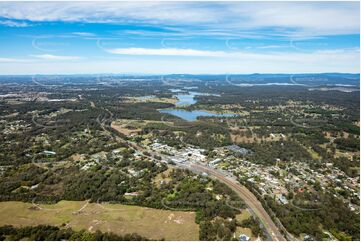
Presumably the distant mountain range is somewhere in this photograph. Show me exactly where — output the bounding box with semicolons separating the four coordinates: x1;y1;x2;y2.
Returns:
0;73;359;87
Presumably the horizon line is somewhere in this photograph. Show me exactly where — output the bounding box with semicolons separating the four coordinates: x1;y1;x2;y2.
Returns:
0;72;359;76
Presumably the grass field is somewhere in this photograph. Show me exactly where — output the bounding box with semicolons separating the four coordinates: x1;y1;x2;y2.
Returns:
235;209;251;222
124;96;177;104
235;209;255;240
111;119;174;136
0;201;199;241
235;227;253;240
153;168;174;188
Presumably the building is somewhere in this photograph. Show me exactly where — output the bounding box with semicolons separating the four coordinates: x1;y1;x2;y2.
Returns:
209;158;222;167
225;145;250;156
124;192;139;197
43;150;56;155
201;172;208;177
277;194;289;205
239;234;250;241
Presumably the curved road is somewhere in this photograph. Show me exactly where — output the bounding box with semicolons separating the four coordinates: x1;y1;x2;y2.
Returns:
106;115;286;241
188;162;286;241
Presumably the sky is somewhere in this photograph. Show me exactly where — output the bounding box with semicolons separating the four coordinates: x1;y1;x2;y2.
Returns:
0;1;359;75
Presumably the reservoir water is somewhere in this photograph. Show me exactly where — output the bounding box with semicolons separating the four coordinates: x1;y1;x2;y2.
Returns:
173;91;220;107
159;90;233;121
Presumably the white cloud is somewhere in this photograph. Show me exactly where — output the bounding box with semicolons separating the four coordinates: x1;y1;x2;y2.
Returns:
1;47;357;74
71;32;95;37
106;47;226;57
0;20;30;27
104;46;359;66
0;57;30;62
31;54;82;61
0;2;216;24
0;2;358;37
226;2;360;36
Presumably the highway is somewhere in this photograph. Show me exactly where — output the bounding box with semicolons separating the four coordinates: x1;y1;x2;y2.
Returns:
105;112;286;241
187;162;286;241
118;139;287;240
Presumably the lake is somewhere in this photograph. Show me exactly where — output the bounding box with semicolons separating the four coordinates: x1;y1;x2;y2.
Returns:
159;109;236;121
160;90;228;121
173;91;220;107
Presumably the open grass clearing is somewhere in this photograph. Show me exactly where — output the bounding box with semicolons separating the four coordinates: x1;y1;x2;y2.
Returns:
111;119;174;136
236;209;251;223
153;168;174;188
235;227;254;240
0;201;199;241
124;97;177;104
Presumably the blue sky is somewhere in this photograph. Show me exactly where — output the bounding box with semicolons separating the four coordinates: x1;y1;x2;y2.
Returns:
0;1;359;74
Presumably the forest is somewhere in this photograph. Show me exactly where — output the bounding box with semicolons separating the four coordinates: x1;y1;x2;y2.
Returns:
0;225;148;241
0;75;359;241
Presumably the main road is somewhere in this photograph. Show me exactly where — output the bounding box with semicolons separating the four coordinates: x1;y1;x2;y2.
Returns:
105;113;286;241
187;162;286;241
114;136;287;241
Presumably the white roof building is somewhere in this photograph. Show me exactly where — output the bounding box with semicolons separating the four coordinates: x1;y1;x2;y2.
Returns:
239;234;250;241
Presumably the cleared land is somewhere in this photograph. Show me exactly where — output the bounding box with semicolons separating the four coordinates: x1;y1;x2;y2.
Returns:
0;201;199;241
111;119;174;136
124;96;177;104
230;126;287;144
236;209;251;222
153;168;174;188
235;209;255;240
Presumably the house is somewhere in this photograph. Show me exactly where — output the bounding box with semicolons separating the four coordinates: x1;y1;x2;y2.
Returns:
225;145;250;156
201;172;208;177
172;157;185;163
239;234;250;241
209;158;222;166
124;192;139;197
30;184;39;190
277;194;289;205
43;150;56;155
304;234;314;241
